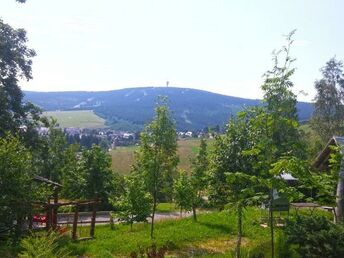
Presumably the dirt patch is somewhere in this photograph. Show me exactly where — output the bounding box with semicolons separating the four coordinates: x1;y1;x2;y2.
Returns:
166;237;249;257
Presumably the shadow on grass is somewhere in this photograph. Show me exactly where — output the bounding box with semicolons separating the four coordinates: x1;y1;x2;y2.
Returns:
197;221;233;235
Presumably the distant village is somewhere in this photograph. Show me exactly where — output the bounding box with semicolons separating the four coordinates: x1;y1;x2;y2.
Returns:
36;127;217;150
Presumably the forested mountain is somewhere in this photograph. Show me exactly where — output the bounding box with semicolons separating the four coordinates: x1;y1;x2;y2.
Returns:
24;87;314;130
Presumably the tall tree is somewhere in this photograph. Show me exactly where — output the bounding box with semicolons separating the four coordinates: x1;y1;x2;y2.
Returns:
311;58;344;142
134;98;179;238
0;18;40;137
261;30;303;159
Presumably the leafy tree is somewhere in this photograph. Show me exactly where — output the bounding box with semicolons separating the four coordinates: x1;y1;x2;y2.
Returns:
82;144;115;209
0;18;41;138
226;172;259;258
134;98;179;238
110;175;152;230
209;115;256;209
0;135;34;240
60;144;86;200
173;171;194;216
260;29;304;160
209;113;259;258
311;58;344;143
39;125;68;182
190;137;209;221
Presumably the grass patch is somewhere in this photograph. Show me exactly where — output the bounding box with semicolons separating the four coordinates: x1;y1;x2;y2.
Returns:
156;203;178;213
43;110;106;128
62;207;271;257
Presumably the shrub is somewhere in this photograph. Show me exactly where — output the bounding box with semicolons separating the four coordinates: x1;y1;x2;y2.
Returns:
285;215;344;258
19;232;71;258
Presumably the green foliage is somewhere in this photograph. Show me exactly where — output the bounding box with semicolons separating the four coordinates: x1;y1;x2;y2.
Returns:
0;134;34;239
82;144;115;208
60;144;86;199
19;232;71;258
190;138;209;220
310;145;343;205
0;18;42;139
311;58;344;142
134;98;179;238
190;138;209;197
38;124;68;182
174;171;194;213
110;175;152;228
285;215;344;258
209;114;256;209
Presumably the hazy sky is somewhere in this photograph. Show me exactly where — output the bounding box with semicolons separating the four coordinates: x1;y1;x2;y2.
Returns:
1;0;344;101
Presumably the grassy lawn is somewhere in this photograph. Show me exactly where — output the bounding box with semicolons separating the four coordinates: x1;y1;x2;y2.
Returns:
62;207;272;257
43;110;106;128
156;203;178;213
110;139;214;175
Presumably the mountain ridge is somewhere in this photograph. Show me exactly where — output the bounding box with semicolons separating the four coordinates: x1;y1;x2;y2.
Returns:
23;87;314;131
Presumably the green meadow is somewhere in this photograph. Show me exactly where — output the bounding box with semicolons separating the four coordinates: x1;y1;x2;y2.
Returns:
43;110;106;129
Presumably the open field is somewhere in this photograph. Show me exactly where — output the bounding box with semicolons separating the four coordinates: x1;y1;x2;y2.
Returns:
110;139;214;174
43;110;106;128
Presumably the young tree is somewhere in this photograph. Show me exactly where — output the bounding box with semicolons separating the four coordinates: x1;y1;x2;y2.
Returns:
311;58;344;143
60;144;87;200
253;30;303;258
210;111;261;257
134;98;179;238
110;175;152;230
261;30;304;160
226;172;258;258
82;144;115;209
174;171;194;217
190;138;209;221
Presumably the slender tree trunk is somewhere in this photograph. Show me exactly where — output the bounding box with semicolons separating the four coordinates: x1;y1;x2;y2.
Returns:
192;204;197;222
270;189;275;258
150;196;157;239
180;208;182;218
235;203;242;258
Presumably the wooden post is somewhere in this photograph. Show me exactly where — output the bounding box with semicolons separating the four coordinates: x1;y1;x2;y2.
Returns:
46;199;51;230
90;203;97;238
72;204;79;240
52;188;58;230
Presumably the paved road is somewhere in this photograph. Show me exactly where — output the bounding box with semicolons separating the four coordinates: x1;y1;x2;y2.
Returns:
56;211;194;226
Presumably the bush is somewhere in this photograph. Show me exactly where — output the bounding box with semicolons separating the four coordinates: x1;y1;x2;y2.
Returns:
19;232;71;258
285;215;344;258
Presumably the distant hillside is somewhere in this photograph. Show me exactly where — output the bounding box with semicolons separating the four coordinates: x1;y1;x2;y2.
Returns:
24;87;314;131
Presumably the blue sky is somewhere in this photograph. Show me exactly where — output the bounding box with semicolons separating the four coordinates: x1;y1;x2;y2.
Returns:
1;0;344;101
